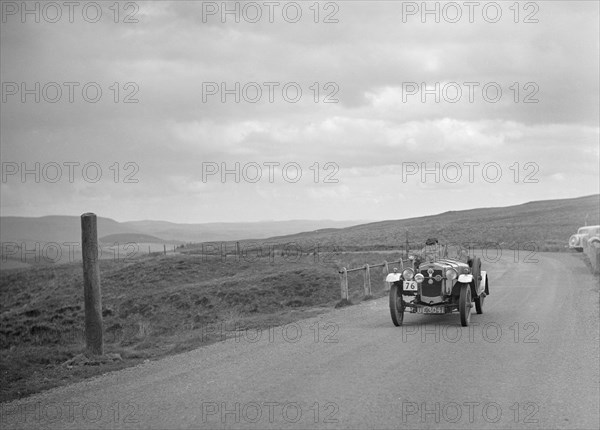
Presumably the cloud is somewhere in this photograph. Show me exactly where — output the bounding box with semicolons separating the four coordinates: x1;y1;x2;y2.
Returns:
1;1;598;222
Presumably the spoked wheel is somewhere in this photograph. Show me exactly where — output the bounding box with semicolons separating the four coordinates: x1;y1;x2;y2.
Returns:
389;283;405;326
474;273;486;314
474;293;485;314
471;257;481;287
459;284;472;327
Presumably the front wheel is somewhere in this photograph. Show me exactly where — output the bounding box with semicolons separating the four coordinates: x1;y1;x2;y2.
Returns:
459;284;472;326
389;283;405;326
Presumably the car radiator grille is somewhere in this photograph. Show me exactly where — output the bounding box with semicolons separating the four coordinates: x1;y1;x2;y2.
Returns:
421;269;444;297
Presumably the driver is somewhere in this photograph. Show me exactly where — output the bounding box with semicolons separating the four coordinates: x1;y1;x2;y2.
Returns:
414;238;443;266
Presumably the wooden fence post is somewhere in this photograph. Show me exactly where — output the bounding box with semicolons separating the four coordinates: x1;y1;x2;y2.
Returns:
163;244;166;255
383;261;390;291
340;267;348;300
364;264;372;297
81;213;103;356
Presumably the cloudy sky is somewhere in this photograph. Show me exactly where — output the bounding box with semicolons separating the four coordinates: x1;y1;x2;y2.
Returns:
1;1;598;223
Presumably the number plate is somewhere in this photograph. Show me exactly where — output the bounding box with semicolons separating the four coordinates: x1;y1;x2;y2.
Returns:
417;306;445;314
403;281;417;291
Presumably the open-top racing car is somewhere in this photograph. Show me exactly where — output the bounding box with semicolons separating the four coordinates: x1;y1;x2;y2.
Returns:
386;239;489;327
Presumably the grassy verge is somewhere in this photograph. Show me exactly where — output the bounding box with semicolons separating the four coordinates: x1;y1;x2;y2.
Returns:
0;250;398;402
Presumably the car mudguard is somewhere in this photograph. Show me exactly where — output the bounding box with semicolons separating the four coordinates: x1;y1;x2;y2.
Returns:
458;274;473;283
480;270;487;295
385;273;401;283
482;271;490;295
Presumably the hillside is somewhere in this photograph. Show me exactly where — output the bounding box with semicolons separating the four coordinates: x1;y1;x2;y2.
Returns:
123;219;368;242
2;195;598;257
229;194;600;252
0;216;142;244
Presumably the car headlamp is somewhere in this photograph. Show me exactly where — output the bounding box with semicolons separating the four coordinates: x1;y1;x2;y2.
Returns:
402;268;414;281
414;273;424;283
445;268;458;281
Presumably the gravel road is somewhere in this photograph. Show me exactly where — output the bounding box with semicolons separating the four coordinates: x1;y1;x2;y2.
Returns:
2;252;598;429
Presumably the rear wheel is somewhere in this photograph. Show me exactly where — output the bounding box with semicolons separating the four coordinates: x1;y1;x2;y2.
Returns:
389;283;405;326
474;293;484;314
471;257;481;288
459;284;471;326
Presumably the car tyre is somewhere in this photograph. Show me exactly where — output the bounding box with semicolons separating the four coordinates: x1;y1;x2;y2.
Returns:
471;257;481;286
459;283;471;326
474;292;484;314
389;282;405;326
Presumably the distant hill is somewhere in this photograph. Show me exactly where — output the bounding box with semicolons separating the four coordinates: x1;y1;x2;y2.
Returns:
229;194;600;252
0;216;367;246
2;195;598;254
122;219;368;242
0;215;141;244
99;233;178;245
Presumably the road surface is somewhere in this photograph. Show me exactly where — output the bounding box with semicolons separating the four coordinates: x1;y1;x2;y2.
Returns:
1;251;599;429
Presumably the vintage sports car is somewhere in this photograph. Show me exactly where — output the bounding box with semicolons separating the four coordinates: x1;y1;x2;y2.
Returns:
569;225;600;251
386;245;489;327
